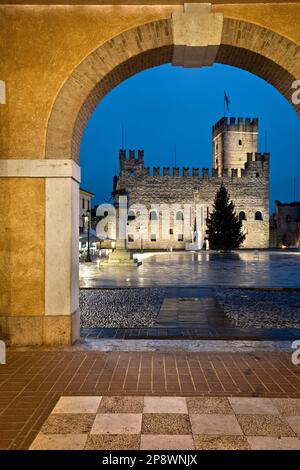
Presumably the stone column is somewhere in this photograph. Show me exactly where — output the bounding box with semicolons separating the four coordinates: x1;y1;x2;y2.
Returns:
104;194;136;265
0;160;80;346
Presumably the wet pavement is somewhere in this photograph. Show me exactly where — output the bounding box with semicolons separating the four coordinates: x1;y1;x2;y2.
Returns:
80;251;300;288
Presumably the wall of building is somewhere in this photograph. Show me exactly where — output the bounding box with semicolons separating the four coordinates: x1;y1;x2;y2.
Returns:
213;117;258;175
119;150;270;249
274;202;300;247
79;190;93;229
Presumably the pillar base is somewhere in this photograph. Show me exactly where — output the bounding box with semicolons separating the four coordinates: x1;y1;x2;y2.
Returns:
0;310;80;347
102;249;138;266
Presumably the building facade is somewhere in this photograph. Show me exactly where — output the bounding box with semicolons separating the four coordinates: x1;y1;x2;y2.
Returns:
79;188;94;232
113;117;270;250
270;201;300;248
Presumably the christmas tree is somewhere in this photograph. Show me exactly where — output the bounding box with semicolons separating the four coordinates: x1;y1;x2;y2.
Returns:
206;184;246;251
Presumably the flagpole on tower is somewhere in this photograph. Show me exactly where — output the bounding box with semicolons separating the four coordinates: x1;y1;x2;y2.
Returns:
224;91;230;117
121;123;125;149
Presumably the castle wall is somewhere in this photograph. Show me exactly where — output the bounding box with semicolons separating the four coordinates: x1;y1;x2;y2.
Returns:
121;152;269;249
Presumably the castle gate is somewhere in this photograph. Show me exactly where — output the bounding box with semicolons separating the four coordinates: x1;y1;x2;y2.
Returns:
0;1;299;346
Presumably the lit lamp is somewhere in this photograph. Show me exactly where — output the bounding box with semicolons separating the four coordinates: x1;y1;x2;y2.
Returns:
81;210;92;262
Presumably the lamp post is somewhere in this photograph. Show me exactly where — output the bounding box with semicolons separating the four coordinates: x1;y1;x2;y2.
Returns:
82;210;92;262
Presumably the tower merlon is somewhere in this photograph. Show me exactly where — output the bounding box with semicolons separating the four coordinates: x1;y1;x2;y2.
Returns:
129;149;135;161
222;168;228;177
212;116;259;137
137;149;144;164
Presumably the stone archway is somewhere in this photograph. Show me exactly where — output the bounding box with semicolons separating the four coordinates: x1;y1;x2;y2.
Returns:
1;4;299;347
45;14;300;164
42;7;299;345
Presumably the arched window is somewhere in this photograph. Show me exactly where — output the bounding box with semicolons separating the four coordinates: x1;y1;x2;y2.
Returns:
149;210;158;221
239;211;246;221
128;210;135;221
255;211;263;221
176;211;184;221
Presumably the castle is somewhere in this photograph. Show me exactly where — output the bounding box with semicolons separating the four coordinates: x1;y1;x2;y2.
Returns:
113;117;270;250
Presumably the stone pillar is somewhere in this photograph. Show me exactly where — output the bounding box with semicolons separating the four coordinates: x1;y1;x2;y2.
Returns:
0;160;80;346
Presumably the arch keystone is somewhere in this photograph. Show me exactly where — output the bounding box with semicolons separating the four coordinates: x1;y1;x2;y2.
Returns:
172;3;223;68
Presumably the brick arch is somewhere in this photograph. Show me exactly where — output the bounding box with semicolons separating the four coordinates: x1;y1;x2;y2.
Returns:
45;17;300;163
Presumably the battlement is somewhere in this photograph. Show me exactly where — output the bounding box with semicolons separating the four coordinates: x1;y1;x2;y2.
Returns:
119;148;144;165
125;161;268;179
212;116;258;137
246;152;270;163
119;149;269;183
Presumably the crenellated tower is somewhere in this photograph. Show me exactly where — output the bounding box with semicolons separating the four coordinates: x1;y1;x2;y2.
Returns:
118;149;145;190
212;117;258;176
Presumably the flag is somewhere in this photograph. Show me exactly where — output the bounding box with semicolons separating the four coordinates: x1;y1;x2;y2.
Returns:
224;91;230;114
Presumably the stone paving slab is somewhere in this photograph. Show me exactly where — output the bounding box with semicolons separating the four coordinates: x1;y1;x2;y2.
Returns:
155;297;229;328
81;327;300;341
29;395;300;450
1;351;300;450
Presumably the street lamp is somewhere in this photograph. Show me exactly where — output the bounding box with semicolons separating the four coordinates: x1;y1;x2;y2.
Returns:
82;210;92;262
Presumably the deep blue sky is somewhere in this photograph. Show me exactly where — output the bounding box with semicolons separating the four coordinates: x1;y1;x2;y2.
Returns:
80;63;300;212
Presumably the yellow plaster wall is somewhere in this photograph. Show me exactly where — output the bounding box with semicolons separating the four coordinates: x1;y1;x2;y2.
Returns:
0;178;45;316
0;3;299;160
214;3;300;44
0;5;182;159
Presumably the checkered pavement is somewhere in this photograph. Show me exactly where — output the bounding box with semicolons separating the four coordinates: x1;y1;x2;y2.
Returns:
29;396;300;450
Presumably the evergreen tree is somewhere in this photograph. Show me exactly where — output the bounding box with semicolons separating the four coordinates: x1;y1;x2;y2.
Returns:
206;183;246;251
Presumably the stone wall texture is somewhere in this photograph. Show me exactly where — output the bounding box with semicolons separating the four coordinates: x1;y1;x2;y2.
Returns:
118;149;270;249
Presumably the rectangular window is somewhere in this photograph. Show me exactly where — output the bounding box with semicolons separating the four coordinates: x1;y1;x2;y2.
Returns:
82;198;85;209
178;234;183;242
169;229;174;235
128;234;134;242
150;234;157;242
87;200;90;211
